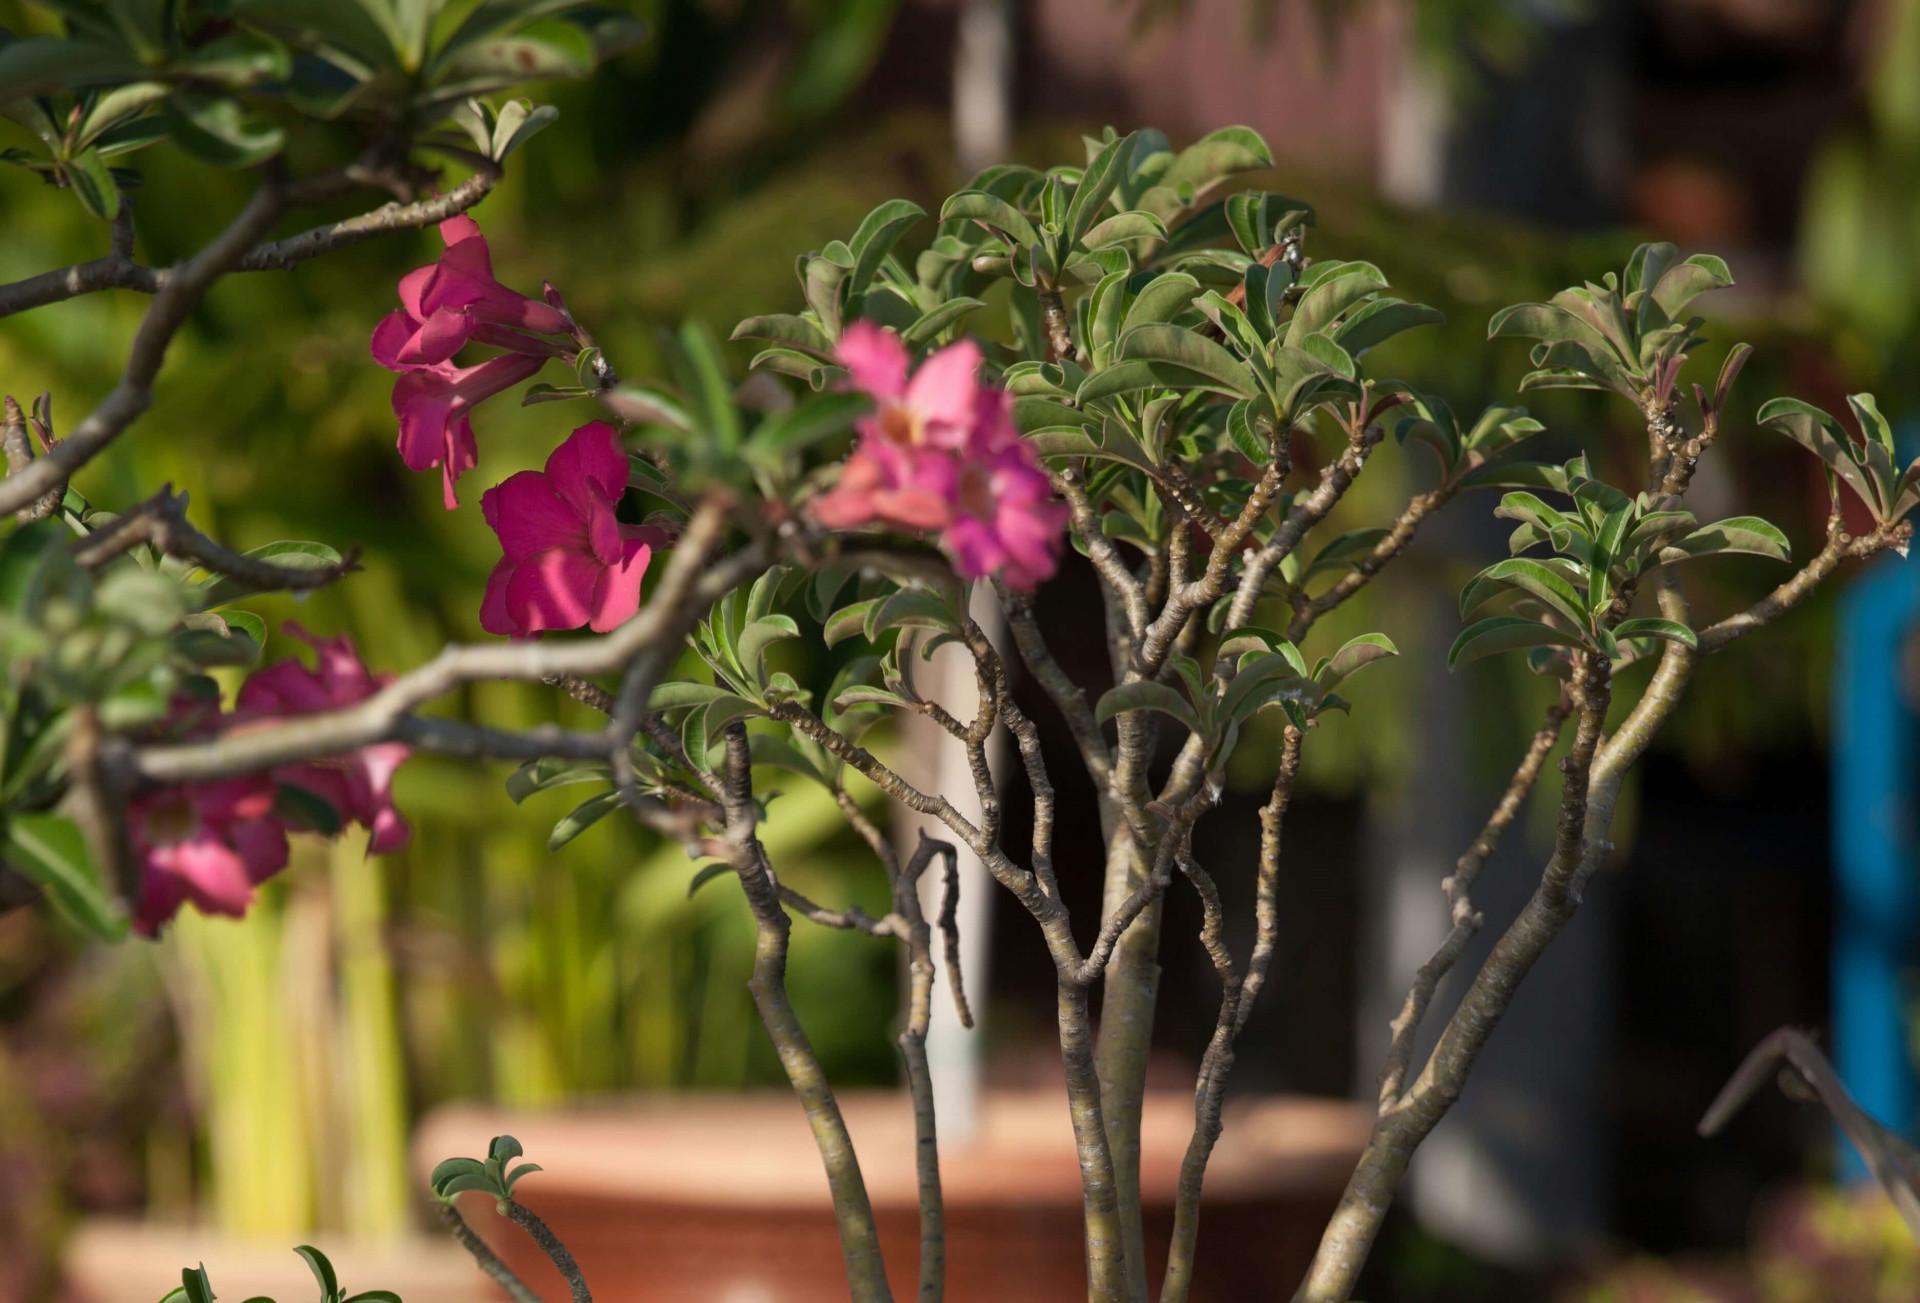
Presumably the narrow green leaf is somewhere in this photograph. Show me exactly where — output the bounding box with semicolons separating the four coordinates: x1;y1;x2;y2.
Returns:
1;812;125;939
1447;616;1589;671
1092;680;1202;736
548;790;623;849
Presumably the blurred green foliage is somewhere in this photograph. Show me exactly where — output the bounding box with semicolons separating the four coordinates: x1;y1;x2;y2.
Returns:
0;3;1873;1283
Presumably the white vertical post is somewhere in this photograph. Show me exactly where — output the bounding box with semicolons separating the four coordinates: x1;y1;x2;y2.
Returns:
900;584;1005;1146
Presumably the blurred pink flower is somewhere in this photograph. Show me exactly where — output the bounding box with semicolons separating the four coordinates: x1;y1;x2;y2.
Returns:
128;775;288;937
810;325;1067;591
372;215;575;509
480;421;669;637
837;321;982;453
237;623;412;854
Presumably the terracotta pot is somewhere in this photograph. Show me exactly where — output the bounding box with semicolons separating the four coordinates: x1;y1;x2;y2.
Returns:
61;1220;488;1303
413;1090;1368;1302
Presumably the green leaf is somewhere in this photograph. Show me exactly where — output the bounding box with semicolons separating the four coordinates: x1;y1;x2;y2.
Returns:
1303;528;1388;580
1025;425;1156;472
0;37;143;103
732;313;833;359
1;812;125;940
603;385;695;431
1316;632;1398;689
425;20;594;106
1285;267;1387;347
901;297;986;346
197;541;343;607
1065;131;1132;241
491;99;559;160
701;693;762;751
293;1246;338;1303
864;588;958;641
1093;680;1202;736
1079;211;1167;250
940;190;1039;250
64;147;118;221
163;92;283;168
172;30;292;88
744;392;865;462
429;1155;487;1192
847;198;924;296
649;681;731;711
1659;516;1791;565
737;616;800;677
1333;298;1443;355
1447;616;1589;671
1159;126;1273;192
1649;254;1732;320
548;789;622;849
823;599;881;648
1611;618;1697;650
75;80;166;148
1121;273;1201;334
1113;325;1258;399
505;757;610;803
181;1265;215;1303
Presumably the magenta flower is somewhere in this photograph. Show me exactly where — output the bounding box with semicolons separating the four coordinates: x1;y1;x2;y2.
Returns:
382;353;546;511
480;421;669;637
373;214;574;367
371;214;576;510
128;776;289;937
809;324;1068;592
236;623;412;855
946;404;1070;592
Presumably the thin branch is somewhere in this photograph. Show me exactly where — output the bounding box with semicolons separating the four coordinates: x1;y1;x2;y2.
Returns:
0;183;290;516
1054;466;1149;637
0;167;500;320
1236;724;1304;1031
123;501;759;785
932;838;974;1029
1160;849;1242;1303
504;1201;593;1303
1376;689;1572;1109
1698;1028;1920;1239
719;723;894;1303
1699;510;1910;653
1286;485;1449;643
70;485;363;593
998;586;1114;788
438;1203;543;1303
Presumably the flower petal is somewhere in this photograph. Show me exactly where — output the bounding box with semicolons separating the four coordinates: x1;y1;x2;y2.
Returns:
396;307;474;366
505;547;601;634
589;536;652;632
482;470;584;561
904;337;982;443
480;557;519;635
543;421;628;517
371;309;422;371
836;321;910;401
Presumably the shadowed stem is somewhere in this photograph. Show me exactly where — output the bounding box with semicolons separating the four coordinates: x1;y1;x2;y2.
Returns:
438;1203;542;1303
505;1201;593;1303
720;724;894;1303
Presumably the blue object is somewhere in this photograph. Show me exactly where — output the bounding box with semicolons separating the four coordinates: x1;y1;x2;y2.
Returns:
1832;551;1920;1180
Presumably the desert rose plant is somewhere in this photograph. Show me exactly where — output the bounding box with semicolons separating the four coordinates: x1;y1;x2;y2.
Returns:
2;3;1917;1301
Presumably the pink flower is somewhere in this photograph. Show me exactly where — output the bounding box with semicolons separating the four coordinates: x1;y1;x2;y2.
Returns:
479;421;669;637
373;214;573;368
946;407;1070;592
237;623;413;855
809;325;1068;592
128;775;288;937
837;321;983;453
372;215;576;509
385;353;545;511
